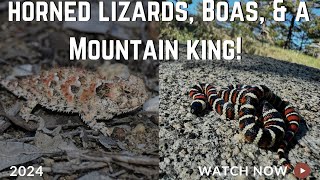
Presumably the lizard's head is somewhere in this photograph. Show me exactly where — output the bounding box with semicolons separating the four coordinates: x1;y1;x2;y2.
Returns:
96;75;148;109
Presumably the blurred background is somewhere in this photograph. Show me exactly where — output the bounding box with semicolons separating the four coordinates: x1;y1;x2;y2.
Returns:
162;0;320;69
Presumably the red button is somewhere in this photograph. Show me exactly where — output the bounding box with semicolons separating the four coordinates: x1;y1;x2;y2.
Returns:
294;162;311;179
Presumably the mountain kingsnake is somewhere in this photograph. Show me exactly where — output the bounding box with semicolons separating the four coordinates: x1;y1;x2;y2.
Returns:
189;84;301;171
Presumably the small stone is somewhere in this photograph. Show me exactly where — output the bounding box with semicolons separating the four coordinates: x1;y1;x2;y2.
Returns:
247;152;255;160
111;127;126;141
12;64;39;77
226;129;233;135
233;134;244;143
164;157;170;164
245;156;253;165
221;160;227;166
143;96;159;112
172;123;181;130
43;158;54;166
186;113;193;118
233;147;240;156
184;122;193;132
132;123;146;134
304;147;311;153
230;159;236;167
303;151;310;157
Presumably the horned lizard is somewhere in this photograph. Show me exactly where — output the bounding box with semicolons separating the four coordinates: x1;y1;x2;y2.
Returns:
0;67;148;135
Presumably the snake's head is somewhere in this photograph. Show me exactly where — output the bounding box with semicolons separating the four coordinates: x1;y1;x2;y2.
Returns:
190;100;206;115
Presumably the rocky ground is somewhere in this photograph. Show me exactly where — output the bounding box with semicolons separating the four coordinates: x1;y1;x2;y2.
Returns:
159;52;320;179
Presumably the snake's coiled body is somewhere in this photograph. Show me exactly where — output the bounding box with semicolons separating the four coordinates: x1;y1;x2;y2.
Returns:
189;84;301;171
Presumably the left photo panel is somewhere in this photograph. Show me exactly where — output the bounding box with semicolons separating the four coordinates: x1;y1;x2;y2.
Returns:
0;1;159;179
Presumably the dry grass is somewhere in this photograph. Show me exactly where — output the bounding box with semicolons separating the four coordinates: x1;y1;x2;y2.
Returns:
161;25;320;69
255;43;320;69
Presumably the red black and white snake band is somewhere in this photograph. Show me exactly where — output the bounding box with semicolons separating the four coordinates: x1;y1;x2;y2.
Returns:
189;84;301;172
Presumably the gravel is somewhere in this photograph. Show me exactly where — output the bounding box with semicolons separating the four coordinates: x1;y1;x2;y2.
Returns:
159;52;320;180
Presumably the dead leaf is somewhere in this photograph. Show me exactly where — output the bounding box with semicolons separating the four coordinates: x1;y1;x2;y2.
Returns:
0;141;42;171
12;64;40;77
99;135;118;149
0;117;11;134
34;132;79;153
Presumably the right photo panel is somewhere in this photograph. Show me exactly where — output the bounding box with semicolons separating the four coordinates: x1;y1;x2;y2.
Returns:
159;1;320;179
